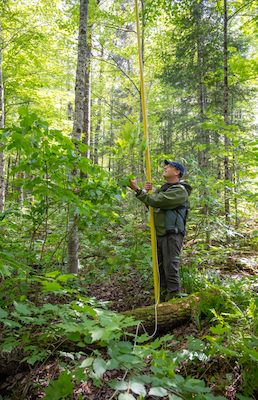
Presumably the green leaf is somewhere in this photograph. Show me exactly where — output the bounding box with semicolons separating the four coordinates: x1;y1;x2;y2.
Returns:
106;358;119;370
236;395;253;400
109;380;128;390
20;116;33;127
41;304;59;312
56;274;77;283
41;281;63;292
12;131;22;140
118;394;136;400
130;382;146;396
45;271;60;278
122;121;134;141
2;319;22;328
210;324;228;335
169;394;182;400
149;387;168;396
66;332;81;342
44;370;74;400
80;357;94;368
188;339;205;350
78;142;90;153
183;379;210;393
117;354;139;363
18;107;29;117
59;352;75;360
13;301;32;316
0;307;8;318
90;328;104;341
93;358;107;377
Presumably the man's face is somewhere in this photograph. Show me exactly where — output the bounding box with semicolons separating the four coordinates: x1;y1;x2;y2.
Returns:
163;164;180;181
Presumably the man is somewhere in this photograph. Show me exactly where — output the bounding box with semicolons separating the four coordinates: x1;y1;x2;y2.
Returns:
129;160;192;301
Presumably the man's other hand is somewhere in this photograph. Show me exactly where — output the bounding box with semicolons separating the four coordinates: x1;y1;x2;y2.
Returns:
128;178;140;191
144;181;153;191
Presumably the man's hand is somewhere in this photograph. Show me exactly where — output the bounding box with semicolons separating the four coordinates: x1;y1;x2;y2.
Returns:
128;178;140;191
144;181;153;191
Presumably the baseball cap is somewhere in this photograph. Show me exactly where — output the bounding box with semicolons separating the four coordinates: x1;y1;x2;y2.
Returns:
164;160;185;178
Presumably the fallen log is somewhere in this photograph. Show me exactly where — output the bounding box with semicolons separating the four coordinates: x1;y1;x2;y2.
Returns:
122;289;226;335
0;289;226;374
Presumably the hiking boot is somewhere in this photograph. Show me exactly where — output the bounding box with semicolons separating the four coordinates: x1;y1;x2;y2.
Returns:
165;291;180;301
159;287;167;303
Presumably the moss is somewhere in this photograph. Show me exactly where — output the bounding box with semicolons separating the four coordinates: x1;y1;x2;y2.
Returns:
197;289;230;319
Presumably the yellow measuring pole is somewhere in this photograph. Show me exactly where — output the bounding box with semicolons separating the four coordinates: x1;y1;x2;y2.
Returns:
134;0;159;304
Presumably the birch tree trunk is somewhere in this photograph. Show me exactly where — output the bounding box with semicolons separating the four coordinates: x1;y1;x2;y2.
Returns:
94;46;104;166
72;0;89;141
0;20;5;213
68;0;89;274
108;95;113;174
224;0;230;233
80;31;92;171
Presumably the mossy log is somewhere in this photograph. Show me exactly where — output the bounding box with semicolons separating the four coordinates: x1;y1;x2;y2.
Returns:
122;289;224;335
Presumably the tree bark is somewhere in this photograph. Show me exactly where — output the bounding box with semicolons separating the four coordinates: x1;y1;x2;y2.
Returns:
94;46;104;166
72;0;89;142
0;19;5;213
122;289;224;335
67;51;72;121
224;0;230;231
68;0;89;273
81;30;92;171
108;94;113;174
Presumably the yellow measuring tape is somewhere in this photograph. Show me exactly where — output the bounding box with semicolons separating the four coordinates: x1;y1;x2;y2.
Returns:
134;0;159;304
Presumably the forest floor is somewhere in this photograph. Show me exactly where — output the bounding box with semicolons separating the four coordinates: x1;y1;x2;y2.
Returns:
1;249;257;400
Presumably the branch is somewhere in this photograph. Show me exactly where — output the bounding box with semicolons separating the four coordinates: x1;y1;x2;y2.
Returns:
5;101;30;110
228;0;255;20
101;22;136;34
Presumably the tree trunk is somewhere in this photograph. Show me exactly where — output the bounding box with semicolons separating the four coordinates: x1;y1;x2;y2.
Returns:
0;20;5;213
122;289;224;335
197;37;206;169
67;56;72;121
5;155;10;196
224;0;230;231
68;0;89;274
94;46;104;166
108;95;113;174
81;29;92;172
72;0;89;142
197;35;210;244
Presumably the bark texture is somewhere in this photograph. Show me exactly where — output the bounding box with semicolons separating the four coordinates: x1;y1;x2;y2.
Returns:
224;0;230;228
0;20;5;213
72;0;89;141
122;289;224;335
82;36;92;161
68;0;89;273
95;46;104;164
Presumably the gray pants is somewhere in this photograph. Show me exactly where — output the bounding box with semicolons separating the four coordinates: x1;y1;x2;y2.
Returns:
157;233;184;293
